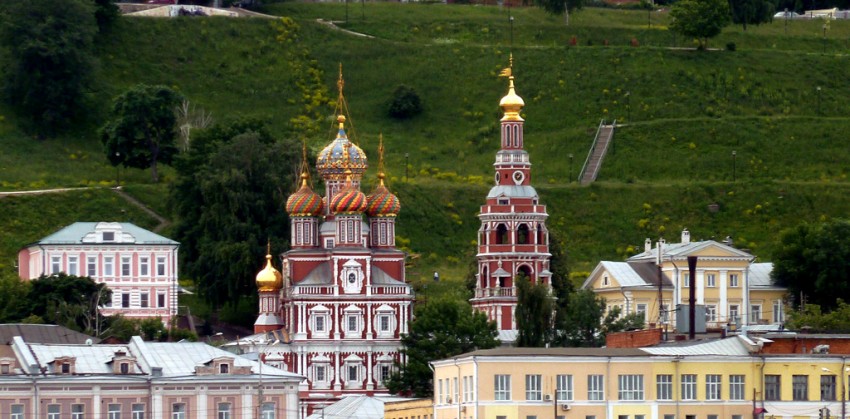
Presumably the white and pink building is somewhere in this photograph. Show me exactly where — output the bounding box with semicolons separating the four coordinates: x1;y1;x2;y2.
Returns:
17;222;180;324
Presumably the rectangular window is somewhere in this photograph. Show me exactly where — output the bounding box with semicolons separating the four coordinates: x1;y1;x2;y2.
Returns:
139;256;149;276
261;403;275;419
556;374;573;401
453;376;458;403
158;293;166;308
706;374;721;400
380;365;391;383
315;316;325;332
11;405;23;419
217;403;231;419
656;374;673;400
156;256;167;276
132;404;145;419
72;404;85;419
730;273;739;287
51;256;61;274
618;374;644;401
348;365;358;382
683;272;690;287
172;403;186;419
588;375;604;401
87;256;97;277
526;374;542;401
773;301;784;323
636;304;647;321
315;365;326;382
121;293;130;308
438;379;443;404
380;315;390;332
121;256;131;276
706;305;717;322
664;416;675;419
494;374;511;401
47;405;60;419
752;305;762;322
729;305;740;323
765;375;781;401
140;293;149;308
104;256;114;276
707;273;716;287
708;416;718;419
733;416;743;419
108;404;121;419
103;232;115;242
347;315;357;332
821;375;837;401
681;374;697;400
793;375;808;401
730;375;746;400
68;256;78;276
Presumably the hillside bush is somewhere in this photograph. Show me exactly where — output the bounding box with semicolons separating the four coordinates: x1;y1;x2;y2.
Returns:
387;85;423;119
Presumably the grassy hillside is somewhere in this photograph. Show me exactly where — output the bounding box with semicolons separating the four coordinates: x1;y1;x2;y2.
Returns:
2;4;850;286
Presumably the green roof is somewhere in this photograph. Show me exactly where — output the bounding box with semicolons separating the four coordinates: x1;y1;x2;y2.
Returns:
36;222;178;245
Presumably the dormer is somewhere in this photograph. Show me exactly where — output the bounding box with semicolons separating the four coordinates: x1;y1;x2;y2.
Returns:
111;350;137;374
52;356;76;375
0;357;16;375
81;222;137;244
194;356;251;376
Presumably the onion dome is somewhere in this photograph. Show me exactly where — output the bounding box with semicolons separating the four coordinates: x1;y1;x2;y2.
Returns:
366;173;401;217
255;248;282;292
285;171;323;217
316;116;368;180
499;55;524;122
330;172;368;214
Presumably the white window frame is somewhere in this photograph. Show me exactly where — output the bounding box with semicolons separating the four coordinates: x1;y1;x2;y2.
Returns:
121;256;132;277
51;256;61;274
72;405;84;419
157;293;166;308
132;404;145;419
11;405;24;419
261;403;275;419
139;256;150;277
773;300;784;323
636;304;647;321
751;305;762;323
495;374;511;401
618;374;644;401
730;375;745;400
156;256;167;276
588;375;604;401
68;256;78;276
47;405;60;419
171;404;186;419
681;374;697;400
707;273;716;287
104;256;114;277
556;374;573;401
729;273;739;287
683;272;690;287
140;292;149;308
706;374;722;400
217;403;231;419
108;404;121;419
526;374;542;401
729;305;740;323
87;256;97;277
706;305;717;322
657;374;673;400
347;364;360;383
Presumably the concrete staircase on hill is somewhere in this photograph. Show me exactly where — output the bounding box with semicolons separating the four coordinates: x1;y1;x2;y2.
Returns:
579;120;616;185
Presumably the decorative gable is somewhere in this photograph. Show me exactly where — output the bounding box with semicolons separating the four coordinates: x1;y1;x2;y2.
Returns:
194;356;251;376
52;356;76;375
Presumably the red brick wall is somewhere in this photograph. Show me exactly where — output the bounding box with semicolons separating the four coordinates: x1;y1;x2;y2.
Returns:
761;337;850;354
606;328;662;348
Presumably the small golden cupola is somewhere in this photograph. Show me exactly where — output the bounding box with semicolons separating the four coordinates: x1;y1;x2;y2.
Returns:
499;54;525;122
366;136;401;217
255;243;282;292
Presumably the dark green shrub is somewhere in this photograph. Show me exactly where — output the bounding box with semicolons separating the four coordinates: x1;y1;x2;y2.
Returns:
387;85;423;119
726;42;737;51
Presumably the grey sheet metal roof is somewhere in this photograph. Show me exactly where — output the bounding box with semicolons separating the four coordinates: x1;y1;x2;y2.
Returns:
629;240;752;261
371;266;407;287
0;324;99;345
642;336;753;356
486;185;539;199
450;346;649;359
305;395;409;419
298;263;332;285
35;222;177;245
749;262;776;287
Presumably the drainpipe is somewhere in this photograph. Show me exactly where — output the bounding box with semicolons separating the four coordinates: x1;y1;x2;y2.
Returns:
605;356;611;419
673;356;681;419
472;356;479;419
842;356;846;419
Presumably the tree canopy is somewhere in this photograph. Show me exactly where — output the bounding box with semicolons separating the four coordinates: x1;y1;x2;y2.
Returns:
534;0;585;25
669;0;731;49
515;274;554;347
558;289;644;347
785;300;850;333
729;0;776;31
101;84;184;182
26;273;111;334
387;296;498;397
772;219;850;311
0;0;97;136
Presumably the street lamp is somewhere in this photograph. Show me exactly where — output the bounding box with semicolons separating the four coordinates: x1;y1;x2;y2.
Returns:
115;152;121;188
569;153;574;183
731;150;737;182
784;8;789;35
817;86;822;115
509;14;514;49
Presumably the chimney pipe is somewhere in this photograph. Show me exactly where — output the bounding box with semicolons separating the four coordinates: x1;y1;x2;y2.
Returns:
688;256;698;340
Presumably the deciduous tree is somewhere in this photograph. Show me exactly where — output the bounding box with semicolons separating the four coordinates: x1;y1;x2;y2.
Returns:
670;0;731;49
26;273;111;334
534;0;585;25
729;0;775;31
101;84;183;182
515;274;554;347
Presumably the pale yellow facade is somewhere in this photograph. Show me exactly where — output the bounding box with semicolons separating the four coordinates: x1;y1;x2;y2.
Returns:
432;344;850;419
583;230;788;332
385;398;434;419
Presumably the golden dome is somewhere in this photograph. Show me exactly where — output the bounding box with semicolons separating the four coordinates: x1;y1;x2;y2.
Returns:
499;76;525;122
255;250;283;292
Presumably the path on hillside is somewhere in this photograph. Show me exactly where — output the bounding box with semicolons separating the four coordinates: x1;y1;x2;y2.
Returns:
580;123;615;185
0;186;170;233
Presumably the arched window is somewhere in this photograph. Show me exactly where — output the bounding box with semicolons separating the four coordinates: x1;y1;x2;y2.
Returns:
517;265;532;279
496;224;509;244
481;267;489;288
537;225;546;245
517;224;530;244
513;125;520;147
504;126;512;148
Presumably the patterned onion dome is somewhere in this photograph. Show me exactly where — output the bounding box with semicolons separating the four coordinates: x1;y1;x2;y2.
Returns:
330;176;368;215
317;115;368;180
366;174;401;217
255;253;283;292
285;173;323;217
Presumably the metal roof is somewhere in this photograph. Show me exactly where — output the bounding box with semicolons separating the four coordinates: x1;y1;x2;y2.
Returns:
305;395;409;419
0;324;99;345
448;347;649;359
486;185;539;199
641;336;753;356
749;262;775;287
34;222;178;245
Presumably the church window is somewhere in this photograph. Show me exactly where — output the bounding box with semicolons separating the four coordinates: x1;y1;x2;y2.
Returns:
481;267;489;288
537;225;546;245
296;224;303;244
347;220;354;242
348;365;359;382
517;224;530;244
513;125;520;147
379;315;390;332
504;126;512;148
380;223;387;245
315;316;325;332
347;315;358;332
315;365;326;382
498;198;509;205
496;224;509;244
325;239;334;249
518;265;532;281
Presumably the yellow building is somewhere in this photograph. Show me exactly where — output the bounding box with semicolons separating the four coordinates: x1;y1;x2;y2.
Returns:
432;337;850;419
582;229;787;331
385;398;434;419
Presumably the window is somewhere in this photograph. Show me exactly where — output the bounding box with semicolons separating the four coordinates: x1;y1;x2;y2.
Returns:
706;374;721;400
132;404;145;419
121;256;131;276
261;403;275;419
765;375;781;401
140;293;149;308
11;405;23;419
438;379;444;404
315;365;326;382
139;257;149;276
681;374;697;400
68;256;78;276
730;375;746;400
664;416;675;419
706;305;717;322
103;232;115;241
61;363;71;374
526;374;542;400
636;304;647;321
618;375;644;400
602;276;609;286
348;365;358;382
158;293;166;308
729;273;739;287
172;404;186;419
793;375;808;401
156;256;167;276
821;375;837;401
347;315;358;332
656;374;673;400
751;305;762;322
120;363;129;374
729;305;740;323
108;404;121;419
380;365;391;383
379;315;391;332
733;416;743;419
773;301;784;322
556;374;573;401
707;273;716;287
104;256;114;276
708;416;718;419
495;374;511;401
453;376;459;403
51;256;61;274
87;256;97;277
47;405;60;419
683;272;690;287
121;293;130;308
617;416;628;419
588;375;604;401
315;316;325;332
217;403;231;419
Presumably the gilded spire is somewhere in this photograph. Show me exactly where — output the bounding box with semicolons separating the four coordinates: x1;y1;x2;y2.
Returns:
366;134;401;217
499;54;525;122
298;140;310;187
377;134;386;185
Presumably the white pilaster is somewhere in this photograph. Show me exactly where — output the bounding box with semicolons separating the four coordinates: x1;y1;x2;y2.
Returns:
719;270;728;323
696;269;705;304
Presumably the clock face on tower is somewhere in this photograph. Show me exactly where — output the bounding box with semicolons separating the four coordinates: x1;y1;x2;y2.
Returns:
513;171;525;185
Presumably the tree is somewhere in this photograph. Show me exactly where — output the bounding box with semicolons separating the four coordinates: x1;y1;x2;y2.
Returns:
772;219;850;312
549;232;575;347
785;300;850;332
0;0;97;136
387;296;498;397
26;273;111;334
515;274;554;347
535;0;585;25
669;0;731;49
0;270;31;323
387;85;423;119
560;289;606;347
101;84;183;182
170;120;299;308
729;0;775;31
93;0;120;34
